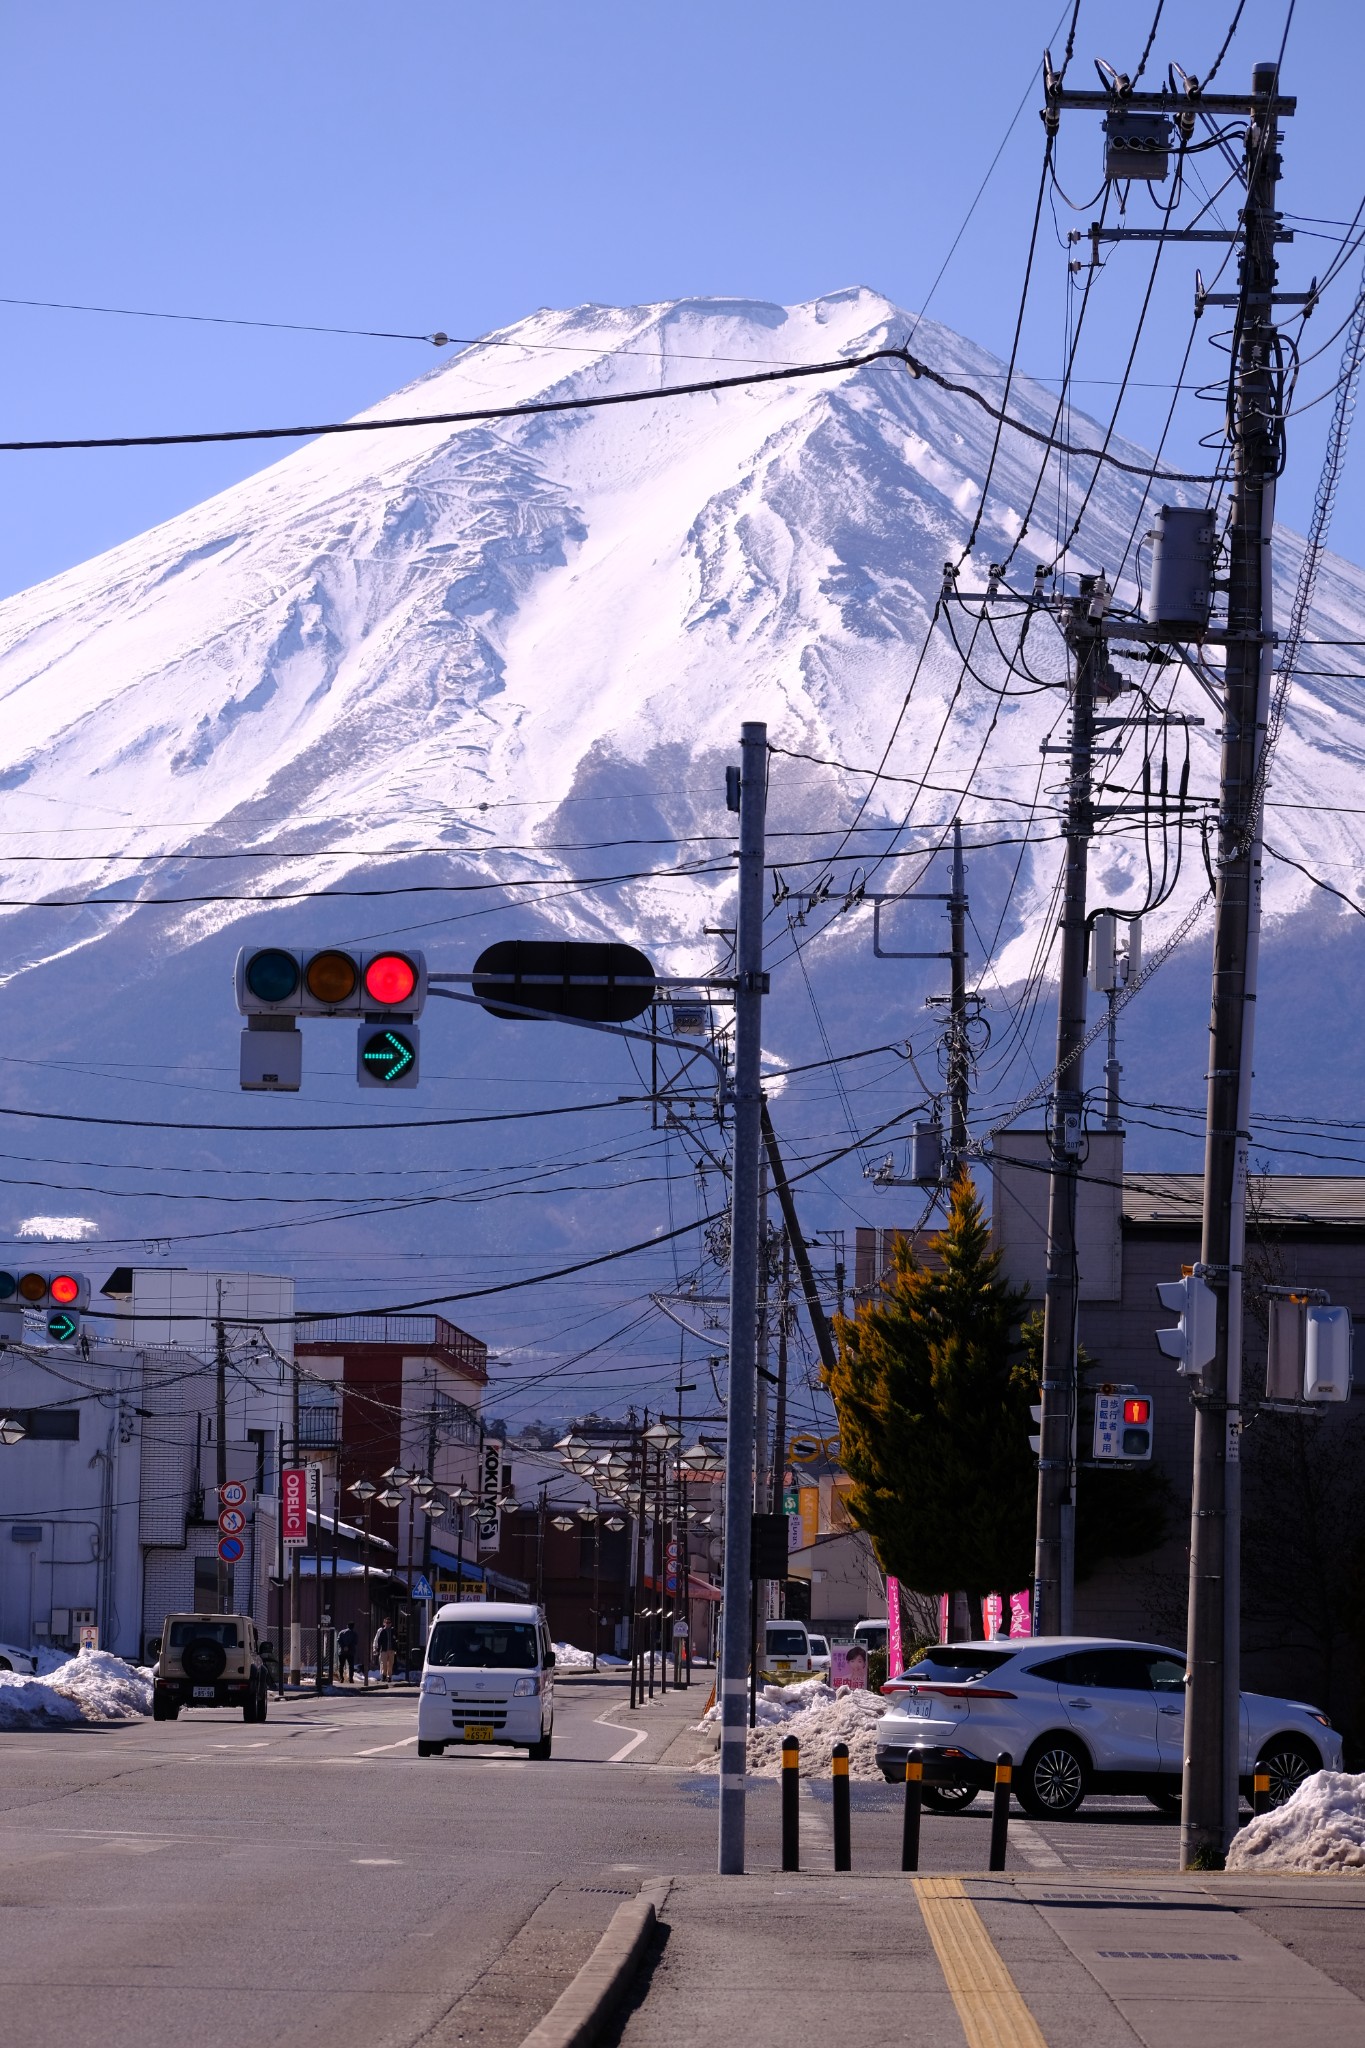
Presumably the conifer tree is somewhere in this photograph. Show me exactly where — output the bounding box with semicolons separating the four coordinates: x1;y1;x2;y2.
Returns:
826;1173;1035;1599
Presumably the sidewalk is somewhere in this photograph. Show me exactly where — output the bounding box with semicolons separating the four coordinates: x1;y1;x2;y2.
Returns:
611;1871;1365;2048
588;1669;713;1768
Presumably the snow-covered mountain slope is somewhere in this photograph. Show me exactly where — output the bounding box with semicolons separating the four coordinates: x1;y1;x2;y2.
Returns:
0;288;1361;1363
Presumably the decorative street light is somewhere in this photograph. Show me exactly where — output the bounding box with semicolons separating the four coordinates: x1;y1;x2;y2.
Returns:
382;1466;413;1488
347;1477;378;1689
0;1416;27;1446
376;1486;403;1508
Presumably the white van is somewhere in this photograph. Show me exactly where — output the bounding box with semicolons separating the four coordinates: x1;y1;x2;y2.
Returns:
417;1601;555;1758
761;1620;814;1678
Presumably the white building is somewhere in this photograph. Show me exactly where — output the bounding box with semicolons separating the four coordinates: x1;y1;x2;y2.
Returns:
0;1266;294;1660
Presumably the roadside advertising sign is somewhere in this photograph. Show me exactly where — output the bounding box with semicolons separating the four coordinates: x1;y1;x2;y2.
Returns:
77;1624;99;1652
887;1575;903;1676
476;1439;503;1552
1009;1589;1032;1637
282;1466;308;1546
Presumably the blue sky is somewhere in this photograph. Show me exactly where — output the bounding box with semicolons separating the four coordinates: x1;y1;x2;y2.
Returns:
1;0;1362;598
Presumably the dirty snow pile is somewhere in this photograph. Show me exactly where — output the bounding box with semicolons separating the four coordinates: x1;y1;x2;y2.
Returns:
699;1680;889;1779
552;1642;595;1669
1227;1770;1365;1873
0;1650;152;1731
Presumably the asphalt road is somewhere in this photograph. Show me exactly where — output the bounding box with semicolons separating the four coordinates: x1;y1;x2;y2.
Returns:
0;1669;1193;2048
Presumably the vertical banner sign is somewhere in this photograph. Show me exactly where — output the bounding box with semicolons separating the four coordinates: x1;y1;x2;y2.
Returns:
938;1593;950;1644
282;1467;308;1547
798;1486;819;1550
476;1439;503;1553
887;1575;902;1677
983;1593;1004;1640
1009;1589;1031;1638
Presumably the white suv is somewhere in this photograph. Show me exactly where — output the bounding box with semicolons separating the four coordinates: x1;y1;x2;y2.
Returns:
874;1636;1341;1817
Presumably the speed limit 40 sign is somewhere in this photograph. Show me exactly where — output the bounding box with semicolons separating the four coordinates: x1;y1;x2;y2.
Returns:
218;1481;248;1509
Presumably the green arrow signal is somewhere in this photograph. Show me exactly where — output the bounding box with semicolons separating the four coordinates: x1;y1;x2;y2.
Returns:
361;1029;415;1083
47;1311;79;1343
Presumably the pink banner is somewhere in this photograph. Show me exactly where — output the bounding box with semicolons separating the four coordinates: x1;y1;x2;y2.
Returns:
887;1575;902;1676
938;1593;950;1643
1009;1589;1031;1638
983;1593;1003;1640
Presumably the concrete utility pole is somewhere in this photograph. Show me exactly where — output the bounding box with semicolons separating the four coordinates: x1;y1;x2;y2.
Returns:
1184;62;1287;1869
718;720;767;1876
215;1284;229;1614
1032;584;1104;1636
947;819;970;1161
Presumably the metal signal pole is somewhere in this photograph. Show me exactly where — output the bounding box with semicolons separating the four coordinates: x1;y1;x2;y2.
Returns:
1184;62;1288;1869
718;720;767;1876
1032;585;1103;1635
215;1284;230;1614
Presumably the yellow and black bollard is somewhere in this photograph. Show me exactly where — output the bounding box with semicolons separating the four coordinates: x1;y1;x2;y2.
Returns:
781;1735;800;1870
901;1752;923;1873
988;1753;1013;1871
1253;1768;1271;1818
832;1741;852;1870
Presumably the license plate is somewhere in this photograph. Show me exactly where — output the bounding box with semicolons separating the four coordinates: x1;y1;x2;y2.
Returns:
774;1661;791;1674
463;1724;496;1742
193;1687;215;1700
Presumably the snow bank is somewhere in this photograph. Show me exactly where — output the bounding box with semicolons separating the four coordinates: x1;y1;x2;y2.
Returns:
1227;1770;1365;1873
0;1650;152;1731
698;1680;890;1780
552;1642;595;1669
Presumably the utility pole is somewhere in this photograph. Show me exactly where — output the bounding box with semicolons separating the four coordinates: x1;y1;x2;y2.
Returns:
1184;62;1287;1869
215;1283;229;1614
947;819;969;1162
761;1104;837;1378
1032;583;1104;1636
288;1359;301;1686
772;1231;790;1519
718;719;767;1876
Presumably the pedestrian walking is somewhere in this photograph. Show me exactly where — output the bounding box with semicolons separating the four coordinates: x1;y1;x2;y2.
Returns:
374;1619;397;1682
336;1622;357;1684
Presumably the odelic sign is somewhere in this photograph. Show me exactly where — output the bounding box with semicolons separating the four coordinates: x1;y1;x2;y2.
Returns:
282;1466;308;1546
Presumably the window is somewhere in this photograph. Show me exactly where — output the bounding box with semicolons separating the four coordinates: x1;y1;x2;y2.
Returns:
426;1619;538;1670
168;1621;240;1648
765;1628;808;1657
907;1648;1015;1681
1031;1649;1155;1690
1145;1654;1186;1693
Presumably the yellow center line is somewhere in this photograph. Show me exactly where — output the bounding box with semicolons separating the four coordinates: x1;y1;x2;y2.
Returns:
913;1876;1047;2048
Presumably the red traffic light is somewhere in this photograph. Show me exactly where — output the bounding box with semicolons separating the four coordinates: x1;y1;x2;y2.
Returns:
50;1274;81;1305
363;953;417;1006
1123;1397;1151;1425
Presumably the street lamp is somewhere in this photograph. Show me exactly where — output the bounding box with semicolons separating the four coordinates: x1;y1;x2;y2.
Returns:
347;1477;378;1689
383;1466;413;1488
376;1486;403;1508
551;1514;576;1532
0;1416;26;1446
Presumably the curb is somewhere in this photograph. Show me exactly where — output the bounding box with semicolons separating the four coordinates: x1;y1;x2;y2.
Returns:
517;1880;671;2048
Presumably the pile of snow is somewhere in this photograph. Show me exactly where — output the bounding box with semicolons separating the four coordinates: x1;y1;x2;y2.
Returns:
698;1680;890;1779
0;1650;152;1731
1227;1770;1365;1873
552;1642;595;1669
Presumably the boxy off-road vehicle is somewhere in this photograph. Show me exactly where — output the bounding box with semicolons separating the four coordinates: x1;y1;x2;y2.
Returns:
153;1613;270;1722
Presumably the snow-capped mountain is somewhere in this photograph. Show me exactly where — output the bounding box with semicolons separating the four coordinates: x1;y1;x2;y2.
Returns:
0;289;1361;1371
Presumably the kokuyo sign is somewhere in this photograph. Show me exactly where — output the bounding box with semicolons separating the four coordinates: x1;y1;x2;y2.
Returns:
282;1467;308;1546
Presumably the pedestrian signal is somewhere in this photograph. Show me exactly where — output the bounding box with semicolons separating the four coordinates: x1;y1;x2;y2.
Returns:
1155;1271;1216;1376
1093;1391;1153;1461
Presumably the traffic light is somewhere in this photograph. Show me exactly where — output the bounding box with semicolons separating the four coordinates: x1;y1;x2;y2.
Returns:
1305;1305;1353;1402
1155;1270;1216;1376
357;1023;419;1088
235;948;427;1017
1028;1402;1043;1456
0;1270;89;1345
1093;1391;1153;1461
236;948;427;1091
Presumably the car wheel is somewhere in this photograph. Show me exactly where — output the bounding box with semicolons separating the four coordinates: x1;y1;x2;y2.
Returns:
1018;1735;1088;1819
0;1657;11;1672
417;1741;445;1758
152;1698;171;1721
921;1783;978;1813
1256;1736;1320;1809
528;1727;553;1760
1146;1788;1182;1816
256;1685;268;1723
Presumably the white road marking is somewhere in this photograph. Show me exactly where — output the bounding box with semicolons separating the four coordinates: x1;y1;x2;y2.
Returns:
354;1735;420;1756
594;1701;649;1762
1009;1818;1067;1869
351;1857;403;1866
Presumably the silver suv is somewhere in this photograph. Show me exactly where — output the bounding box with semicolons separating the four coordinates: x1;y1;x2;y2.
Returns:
154;1614;270;1723
874;1636;1341;1817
